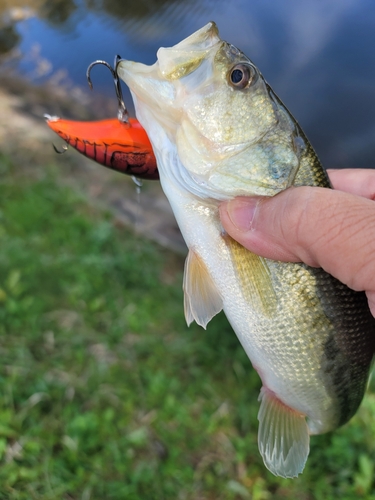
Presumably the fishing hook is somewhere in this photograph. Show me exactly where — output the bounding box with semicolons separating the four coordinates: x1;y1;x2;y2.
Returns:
132;176;143;188
44;115;69;154
86;55;129;124
53;143;69;154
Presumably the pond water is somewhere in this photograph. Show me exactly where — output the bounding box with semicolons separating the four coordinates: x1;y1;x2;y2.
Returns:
1;0;375;169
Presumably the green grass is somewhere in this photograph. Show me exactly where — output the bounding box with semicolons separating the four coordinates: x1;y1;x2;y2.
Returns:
0;153;375;499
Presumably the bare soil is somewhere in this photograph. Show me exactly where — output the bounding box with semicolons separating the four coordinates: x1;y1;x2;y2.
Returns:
0;73;186;254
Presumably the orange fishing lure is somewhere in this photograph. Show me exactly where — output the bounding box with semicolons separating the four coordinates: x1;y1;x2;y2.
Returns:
46;116;159;180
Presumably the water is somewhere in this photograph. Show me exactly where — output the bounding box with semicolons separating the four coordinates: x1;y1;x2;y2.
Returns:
1;0;375;169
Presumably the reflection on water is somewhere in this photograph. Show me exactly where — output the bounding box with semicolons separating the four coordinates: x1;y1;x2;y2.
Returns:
38;0;77;25
0;23;19;54
1;0;375;169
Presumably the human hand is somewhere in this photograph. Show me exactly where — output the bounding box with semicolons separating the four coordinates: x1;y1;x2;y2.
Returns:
219;169;375;317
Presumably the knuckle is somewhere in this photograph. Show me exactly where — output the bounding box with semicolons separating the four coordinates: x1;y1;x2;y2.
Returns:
282;187;316;247
276;187;330;265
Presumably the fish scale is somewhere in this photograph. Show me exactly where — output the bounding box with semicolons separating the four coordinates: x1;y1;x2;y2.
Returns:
117;21;375;477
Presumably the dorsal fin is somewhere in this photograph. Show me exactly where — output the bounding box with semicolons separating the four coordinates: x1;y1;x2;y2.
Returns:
183;248;223;328
224;234;277;317
257;387;310;478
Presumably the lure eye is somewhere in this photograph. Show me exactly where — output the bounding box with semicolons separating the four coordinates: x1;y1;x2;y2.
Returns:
229;64;254;89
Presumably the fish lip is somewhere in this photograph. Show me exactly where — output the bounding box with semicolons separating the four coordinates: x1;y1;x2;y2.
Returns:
156;21;220;59
156;21;220;71
117;59;177;120
117;22;222;117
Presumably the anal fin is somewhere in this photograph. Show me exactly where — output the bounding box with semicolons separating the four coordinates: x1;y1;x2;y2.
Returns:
183;248;223;329
257;387;310;478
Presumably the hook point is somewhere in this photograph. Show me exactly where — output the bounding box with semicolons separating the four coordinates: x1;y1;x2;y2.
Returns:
53;143;69;154
86;57;128;124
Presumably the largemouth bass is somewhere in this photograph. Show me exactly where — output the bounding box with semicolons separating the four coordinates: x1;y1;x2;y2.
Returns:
117;22;375;478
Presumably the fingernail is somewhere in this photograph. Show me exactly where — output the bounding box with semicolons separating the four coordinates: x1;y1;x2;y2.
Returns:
225;197;260;231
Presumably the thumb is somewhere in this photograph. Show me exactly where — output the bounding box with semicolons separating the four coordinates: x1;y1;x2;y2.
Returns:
219;186;375;295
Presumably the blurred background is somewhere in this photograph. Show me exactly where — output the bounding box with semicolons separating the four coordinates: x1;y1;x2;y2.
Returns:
0;1;375;498
2;0;375;168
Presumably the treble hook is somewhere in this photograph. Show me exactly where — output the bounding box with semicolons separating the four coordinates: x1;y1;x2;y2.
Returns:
86;55;129;124
53;143;68;154
132;176;143;188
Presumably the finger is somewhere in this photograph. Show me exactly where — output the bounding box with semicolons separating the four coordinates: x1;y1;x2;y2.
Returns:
327;169;375;200
219;187;375;294
366;290;375;318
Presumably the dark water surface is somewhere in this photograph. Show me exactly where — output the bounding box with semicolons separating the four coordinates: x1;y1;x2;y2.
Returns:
2;0;375;169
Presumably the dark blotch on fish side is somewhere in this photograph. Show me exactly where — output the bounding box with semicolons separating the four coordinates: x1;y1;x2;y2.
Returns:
317;271;375;427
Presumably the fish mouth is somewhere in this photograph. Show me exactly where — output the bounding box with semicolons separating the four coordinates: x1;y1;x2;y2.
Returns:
117;58;178;126
117;22;222;129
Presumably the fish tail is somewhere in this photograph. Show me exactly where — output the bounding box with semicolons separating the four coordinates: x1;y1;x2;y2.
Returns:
257;387;310;478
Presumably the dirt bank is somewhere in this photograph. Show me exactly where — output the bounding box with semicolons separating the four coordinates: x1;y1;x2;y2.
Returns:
0;73;186;253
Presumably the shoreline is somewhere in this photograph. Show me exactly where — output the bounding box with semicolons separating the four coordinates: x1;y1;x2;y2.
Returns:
0;73;186;254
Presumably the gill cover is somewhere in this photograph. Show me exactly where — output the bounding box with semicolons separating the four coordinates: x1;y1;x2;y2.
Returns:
117;22;303;197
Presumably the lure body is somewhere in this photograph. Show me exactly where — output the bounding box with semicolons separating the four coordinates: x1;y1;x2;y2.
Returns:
46;116;158;180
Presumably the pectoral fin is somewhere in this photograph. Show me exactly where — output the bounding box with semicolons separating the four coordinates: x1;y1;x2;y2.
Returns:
224;235;277;317
257;387;310;478
183;248;223;328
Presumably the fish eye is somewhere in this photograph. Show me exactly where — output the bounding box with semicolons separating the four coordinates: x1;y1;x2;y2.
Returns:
229;64;254;89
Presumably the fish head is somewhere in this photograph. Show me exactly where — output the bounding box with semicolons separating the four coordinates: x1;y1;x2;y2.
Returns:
118;22;301;198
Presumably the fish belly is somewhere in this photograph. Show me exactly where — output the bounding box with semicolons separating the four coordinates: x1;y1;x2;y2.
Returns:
164;179;375;434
